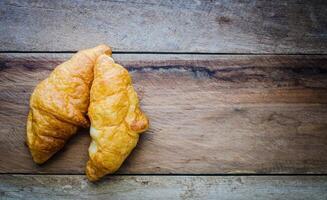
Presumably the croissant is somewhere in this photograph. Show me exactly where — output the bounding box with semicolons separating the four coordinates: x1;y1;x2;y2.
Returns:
27;45;112;164
86;55;149;181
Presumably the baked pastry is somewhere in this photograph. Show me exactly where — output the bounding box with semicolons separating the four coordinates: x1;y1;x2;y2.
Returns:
86;55;149;181
27;45;112;164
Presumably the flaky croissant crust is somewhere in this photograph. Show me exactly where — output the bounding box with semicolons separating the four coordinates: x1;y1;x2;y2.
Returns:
86;55;148;181
27;45;112;164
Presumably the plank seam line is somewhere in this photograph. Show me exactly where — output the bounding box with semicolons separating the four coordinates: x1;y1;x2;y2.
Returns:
2;173;327;176
1;51;327;56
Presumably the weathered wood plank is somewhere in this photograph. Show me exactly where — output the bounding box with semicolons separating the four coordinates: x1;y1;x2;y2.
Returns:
0;54;327;174
0;0;327;53
1;175;327;200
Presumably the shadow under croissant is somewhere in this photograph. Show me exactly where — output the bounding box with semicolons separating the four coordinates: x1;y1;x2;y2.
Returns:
26;128;90;172
25;127;150;175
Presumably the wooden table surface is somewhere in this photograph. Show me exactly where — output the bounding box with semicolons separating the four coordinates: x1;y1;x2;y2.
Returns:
1;0;327;199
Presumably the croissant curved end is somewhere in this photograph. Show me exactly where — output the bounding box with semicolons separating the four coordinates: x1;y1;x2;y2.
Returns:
95;44;112;56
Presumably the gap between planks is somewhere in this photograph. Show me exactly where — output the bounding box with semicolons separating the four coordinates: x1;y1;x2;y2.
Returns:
2;173;327;176
1;51;327;56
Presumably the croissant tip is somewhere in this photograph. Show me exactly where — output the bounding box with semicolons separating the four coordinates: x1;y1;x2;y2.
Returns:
29;149;52;164
86;162;100;182
130;117;149;133
95;44;112;56
32;156;47;165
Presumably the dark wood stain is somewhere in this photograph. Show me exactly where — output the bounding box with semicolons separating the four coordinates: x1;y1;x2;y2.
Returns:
216;16;232;25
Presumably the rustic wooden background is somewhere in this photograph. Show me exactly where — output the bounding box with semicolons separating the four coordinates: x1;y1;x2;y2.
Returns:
1;0;327;199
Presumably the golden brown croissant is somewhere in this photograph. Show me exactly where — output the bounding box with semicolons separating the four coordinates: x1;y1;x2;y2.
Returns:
27;45;112;164
86;55;149;181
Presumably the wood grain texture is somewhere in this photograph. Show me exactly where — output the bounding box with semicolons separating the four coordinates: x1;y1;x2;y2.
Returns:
0;0;327;53
1;54;327;174
1;175;327;200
